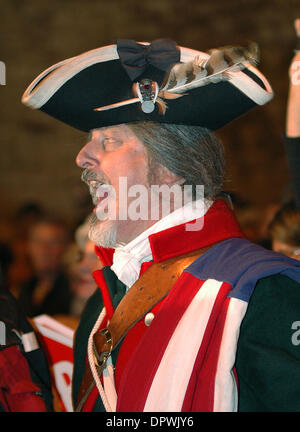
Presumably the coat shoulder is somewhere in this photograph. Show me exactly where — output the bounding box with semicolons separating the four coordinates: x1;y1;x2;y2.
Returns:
236;274;300;411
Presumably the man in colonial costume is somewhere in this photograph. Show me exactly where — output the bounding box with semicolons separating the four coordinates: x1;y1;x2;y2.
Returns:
22;38;300;412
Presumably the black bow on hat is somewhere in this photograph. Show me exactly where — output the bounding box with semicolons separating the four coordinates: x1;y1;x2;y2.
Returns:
116;39;180;81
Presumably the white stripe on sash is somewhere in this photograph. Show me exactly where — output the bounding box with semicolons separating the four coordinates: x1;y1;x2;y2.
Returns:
143;279;223;412
213;298;248;412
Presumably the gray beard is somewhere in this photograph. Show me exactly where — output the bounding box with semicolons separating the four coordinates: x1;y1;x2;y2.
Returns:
88;213;118;248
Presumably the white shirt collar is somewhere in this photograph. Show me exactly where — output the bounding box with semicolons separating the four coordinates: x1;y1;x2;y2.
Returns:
111;199;212;288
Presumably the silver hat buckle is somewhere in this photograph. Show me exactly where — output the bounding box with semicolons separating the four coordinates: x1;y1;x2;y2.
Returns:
135;79;159;113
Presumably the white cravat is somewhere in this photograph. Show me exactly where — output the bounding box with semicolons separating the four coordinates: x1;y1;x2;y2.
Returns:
111;199;212;288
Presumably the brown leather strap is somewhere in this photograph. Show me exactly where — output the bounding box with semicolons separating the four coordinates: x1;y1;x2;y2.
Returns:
75;246;210;411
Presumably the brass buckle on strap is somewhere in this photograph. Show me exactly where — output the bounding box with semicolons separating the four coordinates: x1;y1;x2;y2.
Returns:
92;328;113;374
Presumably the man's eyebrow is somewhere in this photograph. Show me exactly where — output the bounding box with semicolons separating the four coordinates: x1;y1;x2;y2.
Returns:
86;126;126;143
103;129;124;139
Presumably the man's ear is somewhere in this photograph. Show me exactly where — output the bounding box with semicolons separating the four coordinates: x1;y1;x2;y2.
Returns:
156;164;185;186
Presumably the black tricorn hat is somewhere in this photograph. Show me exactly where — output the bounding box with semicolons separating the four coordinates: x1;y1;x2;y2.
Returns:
22;39;273;132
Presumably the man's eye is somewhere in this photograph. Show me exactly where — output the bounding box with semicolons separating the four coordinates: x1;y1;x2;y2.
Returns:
103;137;121;150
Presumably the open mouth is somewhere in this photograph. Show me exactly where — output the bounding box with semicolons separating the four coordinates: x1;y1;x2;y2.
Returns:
88;180;113;216
88;180;109;200
95;189;109;209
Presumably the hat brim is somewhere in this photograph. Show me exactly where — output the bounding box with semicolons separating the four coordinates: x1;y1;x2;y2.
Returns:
22;43;273;132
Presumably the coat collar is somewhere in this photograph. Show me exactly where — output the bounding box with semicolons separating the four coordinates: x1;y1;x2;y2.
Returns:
94;199;245;266
149;199;245;262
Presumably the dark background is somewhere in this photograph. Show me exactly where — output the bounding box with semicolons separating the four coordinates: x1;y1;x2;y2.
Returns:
1;0;300;231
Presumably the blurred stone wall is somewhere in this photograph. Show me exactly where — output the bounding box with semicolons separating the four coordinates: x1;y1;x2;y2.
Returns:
0;0;300;229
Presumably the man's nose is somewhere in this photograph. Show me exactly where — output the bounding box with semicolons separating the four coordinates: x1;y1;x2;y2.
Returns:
76;142;100;169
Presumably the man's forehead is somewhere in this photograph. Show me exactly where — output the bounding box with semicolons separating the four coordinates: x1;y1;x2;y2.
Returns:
90;124;130;139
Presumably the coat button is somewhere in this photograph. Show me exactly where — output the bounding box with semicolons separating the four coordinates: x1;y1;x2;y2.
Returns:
144;312;155;326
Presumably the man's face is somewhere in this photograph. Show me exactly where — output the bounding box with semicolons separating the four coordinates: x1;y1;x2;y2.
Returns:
28;223;68;273
76;124;159;247
69;240;100;299
272;239;300;261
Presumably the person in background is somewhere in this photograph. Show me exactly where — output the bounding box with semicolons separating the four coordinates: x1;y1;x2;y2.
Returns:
68;216;102;318
268;200;300;260
68;215;115;404
5;202;45;299
285;19;300;210
234;201;279;248
0;237;53;412
18;217;72;317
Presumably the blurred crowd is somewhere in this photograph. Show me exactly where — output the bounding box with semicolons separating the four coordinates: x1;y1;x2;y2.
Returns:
0;203;102;330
